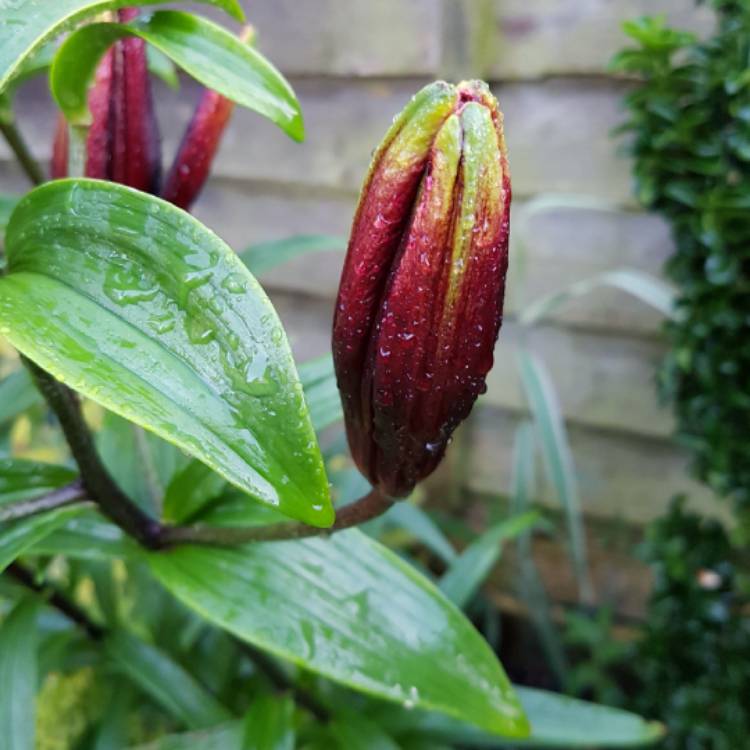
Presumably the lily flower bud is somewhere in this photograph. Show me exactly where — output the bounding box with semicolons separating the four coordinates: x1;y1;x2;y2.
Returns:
50;9;161;192
333;80;511;497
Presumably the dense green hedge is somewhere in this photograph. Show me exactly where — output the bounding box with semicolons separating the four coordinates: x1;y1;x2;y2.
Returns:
613;0;750;529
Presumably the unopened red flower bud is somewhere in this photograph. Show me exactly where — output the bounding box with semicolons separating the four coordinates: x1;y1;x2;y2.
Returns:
50;9;161;192
332;80;511;497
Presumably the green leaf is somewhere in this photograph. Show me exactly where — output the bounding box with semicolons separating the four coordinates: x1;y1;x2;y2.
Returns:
163;459;227;524
0;194;20;233
30;510;140;560
146;45;179;91
239;235;347;276
519;269;677;326
51;11;303;141
384;502;456;565
130;724;243;750
510;422;568;682
0;369;43;425
393;686;664;747
243;693;295;750
517;351;593;604
97;410;188;512
0;505;83;574
0;598;39;750
298;355;343;432
0;459;75;505
0;0;244;94
106;630;232;730
148;530;529;738
329;712;399;750
439;511;540;609
0;180;333;527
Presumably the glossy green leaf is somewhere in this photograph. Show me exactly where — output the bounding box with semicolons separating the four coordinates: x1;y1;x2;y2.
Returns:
298;355;343;432
0;180;333;527
0;369;42;425
386;687;664;747
148;530;529;738
239;235;347;276
439;511;540;609
106;630;232;730
519;269;677;326
517;351;593;603
243;693;295;750
330;712;399;750
0;194;20;233
0;0;243;94
163;459;227;524
0;598;39;750
51;11;303;141
130;724;243;750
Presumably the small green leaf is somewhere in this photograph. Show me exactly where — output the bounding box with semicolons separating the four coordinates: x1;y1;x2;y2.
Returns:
163;459;227;524
243;693;295;750
0;0;244;94
439;511;540;609
51;11;304;141
0;180;332;527
239;235;347;276
0;598;40;750
106;630;232;730
0;369;43;425
148;530;529;738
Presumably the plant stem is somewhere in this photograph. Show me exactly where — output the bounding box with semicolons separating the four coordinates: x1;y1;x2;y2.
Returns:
24;357;163;549
68;124;88;178
161;489;393;547
6;561;105;639
236;640;330;722
0;480;87;522
0;118;44;186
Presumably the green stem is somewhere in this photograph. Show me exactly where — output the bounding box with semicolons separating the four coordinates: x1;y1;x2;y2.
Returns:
161;488;393;547
68;124;88;178
0;480;87;522
24;358;163;549
0;118;44;186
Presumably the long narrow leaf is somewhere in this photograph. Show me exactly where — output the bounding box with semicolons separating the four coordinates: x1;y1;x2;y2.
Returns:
106;630;232;730
0;598;39;750
51;11;303;140
385;502;457;565
243;693;295;750
239;235;347;276
519;269;677;326
0;369;42;425
0;180;332;527
0;0;243;94
439;511;540;609
298;355;343;432
517;351;593;603
510;422;568;682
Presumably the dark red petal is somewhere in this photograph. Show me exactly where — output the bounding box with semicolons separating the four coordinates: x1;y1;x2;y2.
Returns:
50;114;68;179
84;48;115;179
160;89;235;210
